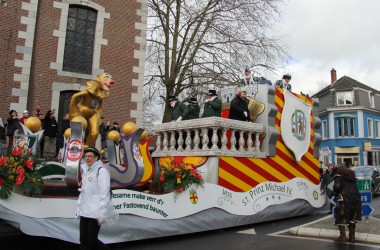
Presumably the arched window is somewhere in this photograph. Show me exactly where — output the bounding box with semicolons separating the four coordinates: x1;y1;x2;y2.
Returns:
63;5;97;74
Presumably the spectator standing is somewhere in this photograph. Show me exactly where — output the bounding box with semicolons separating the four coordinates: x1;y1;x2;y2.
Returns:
99;117;110;149
36;111;45;157
109;122;121;133
320;163;334;213
19;110;29;124
331;167;361;243
6;110;20;155
57;113;70;154
43;110;58;160
201;90;222;118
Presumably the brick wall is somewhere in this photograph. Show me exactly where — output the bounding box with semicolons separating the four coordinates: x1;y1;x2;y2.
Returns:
1;0;146;128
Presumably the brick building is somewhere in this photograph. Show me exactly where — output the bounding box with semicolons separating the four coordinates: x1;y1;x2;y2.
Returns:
0;0;146;128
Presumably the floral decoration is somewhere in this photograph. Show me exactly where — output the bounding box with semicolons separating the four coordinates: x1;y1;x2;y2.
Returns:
0;149;44;200
149;160;204;195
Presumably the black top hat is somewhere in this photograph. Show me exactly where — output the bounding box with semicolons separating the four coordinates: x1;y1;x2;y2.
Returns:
189;97;197;104
83;147;101;159
245;67;251;73
168;96;178;102
208;90;217;96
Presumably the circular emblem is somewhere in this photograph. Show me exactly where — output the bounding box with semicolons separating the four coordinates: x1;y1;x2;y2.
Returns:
66;139;83;161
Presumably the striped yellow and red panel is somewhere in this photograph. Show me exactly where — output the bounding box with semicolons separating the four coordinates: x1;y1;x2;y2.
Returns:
219;88;320;192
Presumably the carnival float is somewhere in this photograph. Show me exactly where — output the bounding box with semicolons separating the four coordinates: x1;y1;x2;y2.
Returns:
0;73;325;244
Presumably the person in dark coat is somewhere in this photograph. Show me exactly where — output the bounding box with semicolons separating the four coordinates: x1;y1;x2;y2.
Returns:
183;97;200;120
320;163;334;213
99;117;110;149
57;113;70;154
331;166;361;243
201;90;222;118
168;96;189;122
6;110;21;156
43;110;58;160
229;89;251;122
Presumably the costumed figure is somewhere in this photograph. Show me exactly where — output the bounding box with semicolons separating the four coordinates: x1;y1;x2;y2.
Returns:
69;73;114;147
201;90;222;118
241;67;258;98
275;73;292;91
168;95;189;122
331;166;361;243
19;110;29;124
184;97;200;120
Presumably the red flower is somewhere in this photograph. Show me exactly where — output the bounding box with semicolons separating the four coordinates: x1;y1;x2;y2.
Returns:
12;148;23;156
16;166;25;175
196;173;202;180
0;156;7;165
0;178;3;186
159;176;165;182
16;174;25;185
177;186;183;193
191;169;196;175
25;159;34;170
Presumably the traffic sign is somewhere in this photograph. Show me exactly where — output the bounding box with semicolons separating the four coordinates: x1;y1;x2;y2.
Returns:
360;192;372;203
362;204;375;217
357;179;371;191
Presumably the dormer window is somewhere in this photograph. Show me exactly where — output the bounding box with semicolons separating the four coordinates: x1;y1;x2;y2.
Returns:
336;91;353;106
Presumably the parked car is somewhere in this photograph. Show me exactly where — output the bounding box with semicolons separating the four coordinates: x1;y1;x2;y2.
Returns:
352;166;380;197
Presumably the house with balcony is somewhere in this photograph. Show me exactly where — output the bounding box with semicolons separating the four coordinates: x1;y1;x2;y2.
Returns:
313;69;380;167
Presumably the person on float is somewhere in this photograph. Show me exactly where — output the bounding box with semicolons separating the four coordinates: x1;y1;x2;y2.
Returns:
183;97;200;120
168;95;189;122
43;110;58;161
201;90;222;118
76;147;118;250
19;110;29;124
241;67;255;85
201;89;222;148
331;166;361;243
229;88;251;122
275;73;292;91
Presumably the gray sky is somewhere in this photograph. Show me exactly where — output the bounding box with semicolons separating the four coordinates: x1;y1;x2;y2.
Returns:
267;0;380;95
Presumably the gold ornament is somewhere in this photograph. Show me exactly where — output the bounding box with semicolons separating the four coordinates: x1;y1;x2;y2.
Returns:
100;149;105;155
140;130;148;141
107;130;121;142
64;128;71;139
121;122;137;136
24;117;41;133
71;116;88;130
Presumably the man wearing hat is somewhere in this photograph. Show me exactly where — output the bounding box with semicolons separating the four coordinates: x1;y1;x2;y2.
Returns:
241;67;255;85
76;147;118;249
201;90;222;118
275;73;292;91
168;95;189;122
183;97;200;120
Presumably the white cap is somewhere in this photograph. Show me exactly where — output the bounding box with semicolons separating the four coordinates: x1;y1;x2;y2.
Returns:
23;110;29;114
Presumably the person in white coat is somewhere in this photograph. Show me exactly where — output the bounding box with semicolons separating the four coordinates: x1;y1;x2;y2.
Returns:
76;147;118;249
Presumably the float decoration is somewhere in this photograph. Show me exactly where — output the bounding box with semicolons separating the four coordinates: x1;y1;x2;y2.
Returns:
0;152;44;200
149;160;204;197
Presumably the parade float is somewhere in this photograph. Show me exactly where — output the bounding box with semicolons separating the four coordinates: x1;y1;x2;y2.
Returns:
0;74;325;244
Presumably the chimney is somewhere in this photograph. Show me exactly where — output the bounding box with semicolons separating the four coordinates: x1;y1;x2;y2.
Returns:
331;68;337;84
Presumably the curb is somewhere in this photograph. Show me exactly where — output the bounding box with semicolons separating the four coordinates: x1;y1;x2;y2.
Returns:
289;226;380;244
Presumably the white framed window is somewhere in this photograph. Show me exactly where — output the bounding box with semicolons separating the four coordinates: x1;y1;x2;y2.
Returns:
375;120;380;138
322;120;327;139
368;118;373;138
337;117;355;137
336;91;353;106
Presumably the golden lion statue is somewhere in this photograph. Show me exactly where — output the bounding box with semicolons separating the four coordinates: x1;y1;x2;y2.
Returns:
69;73;114;147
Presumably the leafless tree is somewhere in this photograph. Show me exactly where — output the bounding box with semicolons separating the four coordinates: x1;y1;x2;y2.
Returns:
146;0;289;122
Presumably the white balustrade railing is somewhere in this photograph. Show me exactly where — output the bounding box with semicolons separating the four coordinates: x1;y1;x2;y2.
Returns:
151;117;266;158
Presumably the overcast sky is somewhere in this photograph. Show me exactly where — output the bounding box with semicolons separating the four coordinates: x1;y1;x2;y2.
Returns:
266;0;380;95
